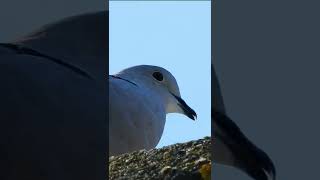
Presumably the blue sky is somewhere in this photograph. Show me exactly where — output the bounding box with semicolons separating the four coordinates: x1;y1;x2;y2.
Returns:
110;1;211;148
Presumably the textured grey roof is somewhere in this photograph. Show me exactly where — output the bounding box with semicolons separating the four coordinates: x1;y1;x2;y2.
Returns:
109;137;211;180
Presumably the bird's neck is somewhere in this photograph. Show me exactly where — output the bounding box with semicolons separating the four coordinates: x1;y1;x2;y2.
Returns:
13;11;108;78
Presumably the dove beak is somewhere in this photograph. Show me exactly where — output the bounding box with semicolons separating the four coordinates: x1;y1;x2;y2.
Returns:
171;93;197;120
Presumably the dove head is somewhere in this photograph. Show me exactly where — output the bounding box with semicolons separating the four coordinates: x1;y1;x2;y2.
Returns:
116;65;197;120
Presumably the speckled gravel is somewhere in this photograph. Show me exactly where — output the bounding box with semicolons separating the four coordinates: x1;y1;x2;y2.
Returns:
109;136;211;180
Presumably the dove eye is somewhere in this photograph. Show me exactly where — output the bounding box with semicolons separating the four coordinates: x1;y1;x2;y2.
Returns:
152;72;163;81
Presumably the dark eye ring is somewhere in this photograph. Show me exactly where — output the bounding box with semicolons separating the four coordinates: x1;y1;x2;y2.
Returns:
152;71;163;81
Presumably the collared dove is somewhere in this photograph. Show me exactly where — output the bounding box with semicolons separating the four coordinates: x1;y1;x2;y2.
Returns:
109;65;197;156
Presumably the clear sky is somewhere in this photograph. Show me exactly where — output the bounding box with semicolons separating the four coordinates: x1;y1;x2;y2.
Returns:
110;1;211;148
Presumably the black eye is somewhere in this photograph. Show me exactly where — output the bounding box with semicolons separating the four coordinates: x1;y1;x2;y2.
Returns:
152;72;163;81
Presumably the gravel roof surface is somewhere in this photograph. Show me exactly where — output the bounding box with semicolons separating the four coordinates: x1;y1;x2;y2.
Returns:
109;136;211;180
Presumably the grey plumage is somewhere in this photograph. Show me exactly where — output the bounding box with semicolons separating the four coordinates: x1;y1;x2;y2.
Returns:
109;65;196;156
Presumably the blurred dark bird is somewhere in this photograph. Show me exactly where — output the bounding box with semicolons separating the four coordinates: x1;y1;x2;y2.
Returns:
0;11;108;180
212;65;276;180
